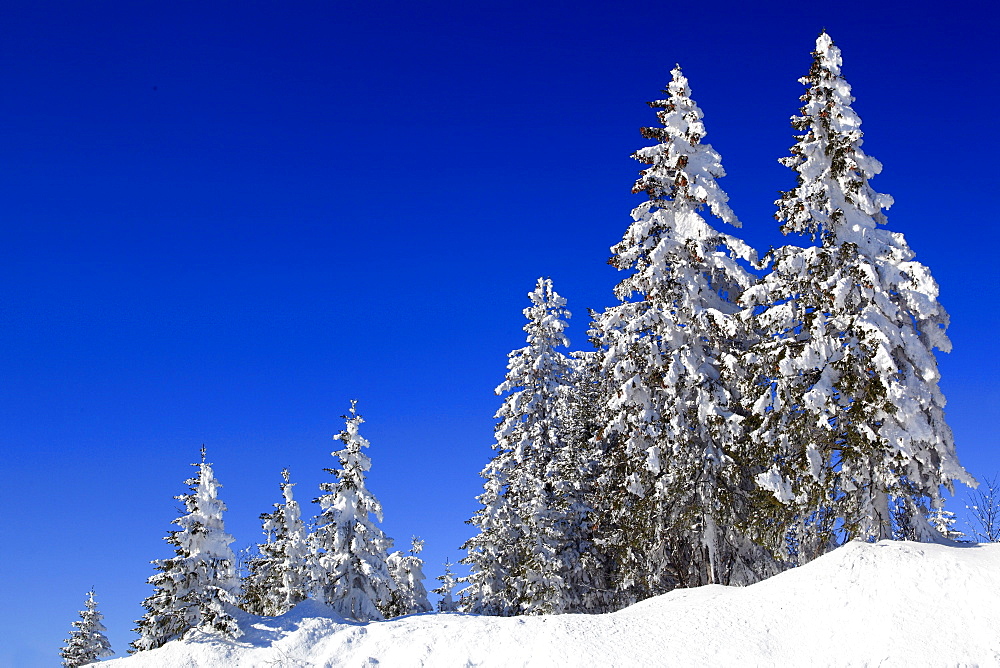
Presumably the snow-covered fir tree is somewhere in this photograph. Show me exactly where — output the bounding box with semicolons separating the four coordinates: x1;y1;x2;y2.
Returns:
309;402;395;621
238;545;266;615
592;66;772;605
463;278;604;615
555;347;612;612
460;449;520;615
382;537;432;618
432;559;459;612
243;468;310;616
132;447;241;651
60;589;113;667
927;503;963;541
742;32;974;553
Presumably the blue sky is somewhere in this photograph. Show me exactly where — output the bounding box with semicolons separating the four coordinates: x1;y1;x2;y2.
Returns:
2;1;997;665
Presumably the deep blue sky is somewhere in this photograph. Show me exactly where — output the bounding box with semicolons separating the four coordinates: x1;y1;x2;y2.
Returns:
2;1;997;665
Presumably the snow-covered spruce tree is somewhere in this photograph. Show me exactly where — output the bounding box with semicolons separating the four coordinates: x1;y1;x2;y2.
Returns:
593;65;773;605
565;347;607;462
742;32;974;552
60;589;113;667
309;402;395;621
463;278;603;615
459;446;520;616
461;279;569;616
926;501;963;541
238;544;268;615
132;447;241;652
243;468;310;616
555;347;613;613
382;537;432;618
432;559;459;612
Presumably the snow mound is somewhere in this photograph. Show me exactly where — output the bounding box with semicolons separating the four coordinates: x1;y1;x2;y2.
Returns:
105;541;1000;667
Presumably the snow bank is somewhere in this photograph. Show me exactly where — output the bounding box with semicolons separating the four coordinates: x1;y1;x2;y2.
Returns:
106;541;1000;667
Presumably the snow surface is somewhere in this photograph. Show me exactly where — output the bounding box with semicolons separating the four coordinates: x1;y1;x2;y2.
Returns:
105;540;999;667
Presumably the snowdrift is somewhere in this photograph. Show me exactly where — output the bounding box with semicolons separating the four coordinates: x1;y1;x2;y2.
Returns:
106;540;1000;667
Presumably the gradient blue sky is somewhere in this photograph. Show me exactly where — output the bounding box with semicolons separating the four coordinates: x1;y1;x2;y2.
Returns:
2;1;997;665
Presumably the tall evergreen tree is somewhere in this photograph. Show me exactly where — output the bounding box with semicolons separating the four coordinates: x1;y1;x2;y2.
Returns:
309;402;395;621
132;447;241;652
743;32;974;552
60;589;113;667
243;468;310;616
593;66;768;605
382;537;432;618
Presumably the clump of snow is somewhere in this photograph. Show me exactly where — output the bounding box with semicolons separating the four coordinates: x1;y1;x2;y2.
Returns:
105;541;1000;667
756;466;795;504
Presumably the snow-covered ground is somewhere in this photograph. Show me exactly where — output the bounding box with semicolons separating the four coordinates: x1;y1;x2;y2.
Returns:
106;540;999;667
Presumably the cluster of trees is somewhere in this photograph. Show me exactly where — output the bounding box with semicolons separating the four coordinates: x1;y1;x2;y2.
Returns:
127;403;448;654
57;31;992;665
459;31;976;616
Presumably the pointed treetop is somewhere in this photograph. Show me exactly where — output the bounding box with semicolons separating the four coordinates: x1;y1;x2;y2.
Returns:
200;444;207;464
631;66;740;227
336;400;368;448
665;64;690;100
344;399;360;421
775;30;892;244
812;31;841;77
83;588;101;612
527;276;568;313
514;277;571;354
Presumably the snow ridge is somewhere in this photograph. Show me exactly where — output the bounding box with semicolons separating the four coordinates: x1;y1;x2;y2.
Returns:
104;541;1000;667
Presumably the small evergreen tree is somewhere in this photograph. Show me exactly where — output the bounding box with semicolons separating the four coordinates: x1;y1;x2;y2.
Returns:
60;589;113;667
382;537;432;617
432;559;459;612
309;402;395;621
463;278;602;615
743;32;974;552
238;544;269;616
927;502;964;541
243;468;310;616
460;451;520;615
132;447;241;652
